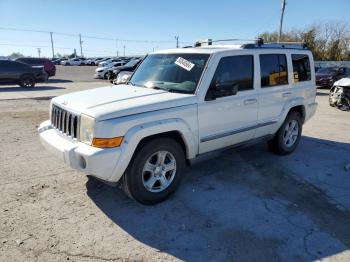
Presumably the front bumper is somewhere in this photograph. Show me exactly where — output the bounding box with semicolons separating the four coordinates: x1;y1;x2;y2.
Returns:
38;120;121;182
36;73;48;83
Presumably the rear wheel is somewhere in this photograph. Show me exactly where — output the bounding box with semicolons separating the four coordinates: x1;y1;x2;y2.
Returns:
103;72;109;80
121;138;185;205
268;111;302;155
19;75;35;88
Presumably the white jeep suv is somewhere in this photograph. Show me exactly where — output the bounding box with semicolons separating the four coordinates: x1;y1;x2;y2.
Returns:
38;40;317;204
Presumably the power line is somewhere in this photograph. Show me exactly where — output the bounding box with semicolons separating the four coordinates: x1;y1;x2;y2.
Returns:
0;43;49;48
0;26;184;44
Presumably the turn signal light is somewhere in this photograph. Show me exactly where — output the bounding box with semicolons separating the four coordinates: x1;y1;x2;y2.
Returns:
92;137;123;148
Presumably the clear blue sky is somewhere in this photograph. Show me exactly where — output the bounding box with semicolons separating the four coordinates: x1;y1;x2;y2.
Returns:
0;0;349;57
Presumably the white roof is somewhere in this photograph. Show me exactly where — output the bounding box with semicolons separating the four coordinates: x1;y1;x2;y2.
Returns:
152;44;311;55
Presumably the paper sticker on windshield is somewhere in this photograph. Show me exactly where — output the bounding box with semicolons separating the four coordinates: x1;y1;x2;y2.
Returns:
175;57;195;71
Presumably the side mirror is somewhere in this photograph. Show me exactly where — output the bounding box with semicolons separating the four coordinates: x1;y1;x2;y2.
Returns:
207;82;238;100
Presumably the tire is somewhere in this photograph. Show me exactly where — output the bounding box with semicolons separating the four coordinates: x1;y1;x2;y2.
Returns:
19;75;35;88
121;137;185;205
91;62;95;66
107;72;114;80
267;111;302;155
103;72;109;80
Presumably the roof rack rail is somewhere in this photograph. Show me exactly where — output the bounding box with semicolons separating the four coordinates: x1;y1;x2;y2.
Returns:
193;38;308;50
242;41;308;50
194;38;262;47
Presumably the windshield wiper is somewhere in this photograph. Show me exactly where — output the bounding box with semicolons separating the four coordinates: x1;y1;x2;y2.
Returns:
128;81;144;87
151;86;170;92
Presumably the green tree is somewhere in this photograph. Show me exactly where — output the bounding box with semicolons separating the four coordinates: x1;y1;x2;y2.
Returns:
8;52;24;59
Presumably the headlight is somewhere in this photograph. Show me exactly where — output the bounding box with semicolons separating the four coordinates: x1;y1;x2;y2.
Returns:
79;114;95;145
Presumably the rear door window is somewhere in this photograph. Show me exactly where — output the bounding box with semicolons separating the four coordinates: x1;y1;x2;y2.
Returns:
292;54;311;82
260;54;288;87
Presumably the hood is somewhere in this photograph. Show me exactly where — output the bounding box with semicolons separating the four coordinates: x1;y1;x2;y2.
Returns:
114;65;131;70
334;77;350;87
52;85;196;121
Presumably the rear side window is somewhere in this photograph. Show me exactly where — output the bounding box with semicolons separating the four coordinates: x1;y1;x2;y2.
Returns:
260;54;288;87
292;54;311;82
211;55;254;92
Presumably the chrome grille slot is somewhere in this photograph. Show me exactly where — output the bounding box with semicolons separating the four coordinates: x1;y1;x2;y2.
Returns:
51;104;79;139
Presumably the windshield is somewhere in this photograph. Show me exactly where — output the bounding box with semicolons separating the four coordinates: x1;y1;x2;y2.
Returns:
129;53;210;94
317;68;337;74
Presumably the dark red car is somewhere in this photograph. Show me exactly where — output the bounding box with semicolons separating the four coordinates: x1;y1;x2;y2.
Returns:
316;67;349;88
16;57;56;77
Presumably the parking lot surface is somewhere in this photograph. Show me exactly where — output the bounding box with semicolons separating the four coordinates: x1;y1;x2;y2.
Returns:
1;67;350;261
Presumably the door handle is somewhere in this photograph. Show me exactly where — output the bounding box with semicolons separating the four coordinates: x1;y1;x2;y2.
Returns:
282;92;292;97
243;98;257;105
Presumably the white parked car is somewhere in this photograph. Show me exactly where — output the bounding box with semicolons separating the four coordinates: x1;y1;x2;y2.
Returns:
90;58;104;66
94;61;126;79
98;58;124;67
97;58;113;67
61;58;84;66
38;40;317;204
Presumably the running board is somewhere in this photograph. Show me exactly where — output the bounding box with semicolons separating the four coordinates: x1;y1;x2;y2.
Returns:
188;135;274;166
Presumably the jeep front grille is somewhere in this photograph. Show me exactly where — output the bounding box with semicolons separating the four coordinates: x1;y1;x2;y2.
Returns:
51;104;79;139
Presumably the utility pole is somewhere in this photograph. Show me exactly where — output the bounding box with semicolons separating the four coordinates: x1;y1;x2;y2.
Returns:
174;36;179;48
123;45;125;56
50;32;55;58
37;48;41;58
79;34;83;57
115;39;118;56
277;0;287;43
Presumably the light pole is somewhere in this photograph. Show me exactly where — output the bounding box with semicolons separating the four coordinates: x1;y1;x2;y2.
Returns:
79;34;83;57
277;0;287;43
174;36;179;48
50;32;55;58
37;48;41;58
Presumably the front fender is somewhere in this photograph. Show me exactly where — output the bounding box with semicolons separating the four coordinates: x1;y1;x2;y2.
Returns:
108;118;197;182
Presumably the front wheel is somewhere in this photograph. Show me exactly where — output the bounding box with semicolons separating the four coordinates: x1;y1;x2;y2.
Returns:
121;138;185;205
268;111;302;155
